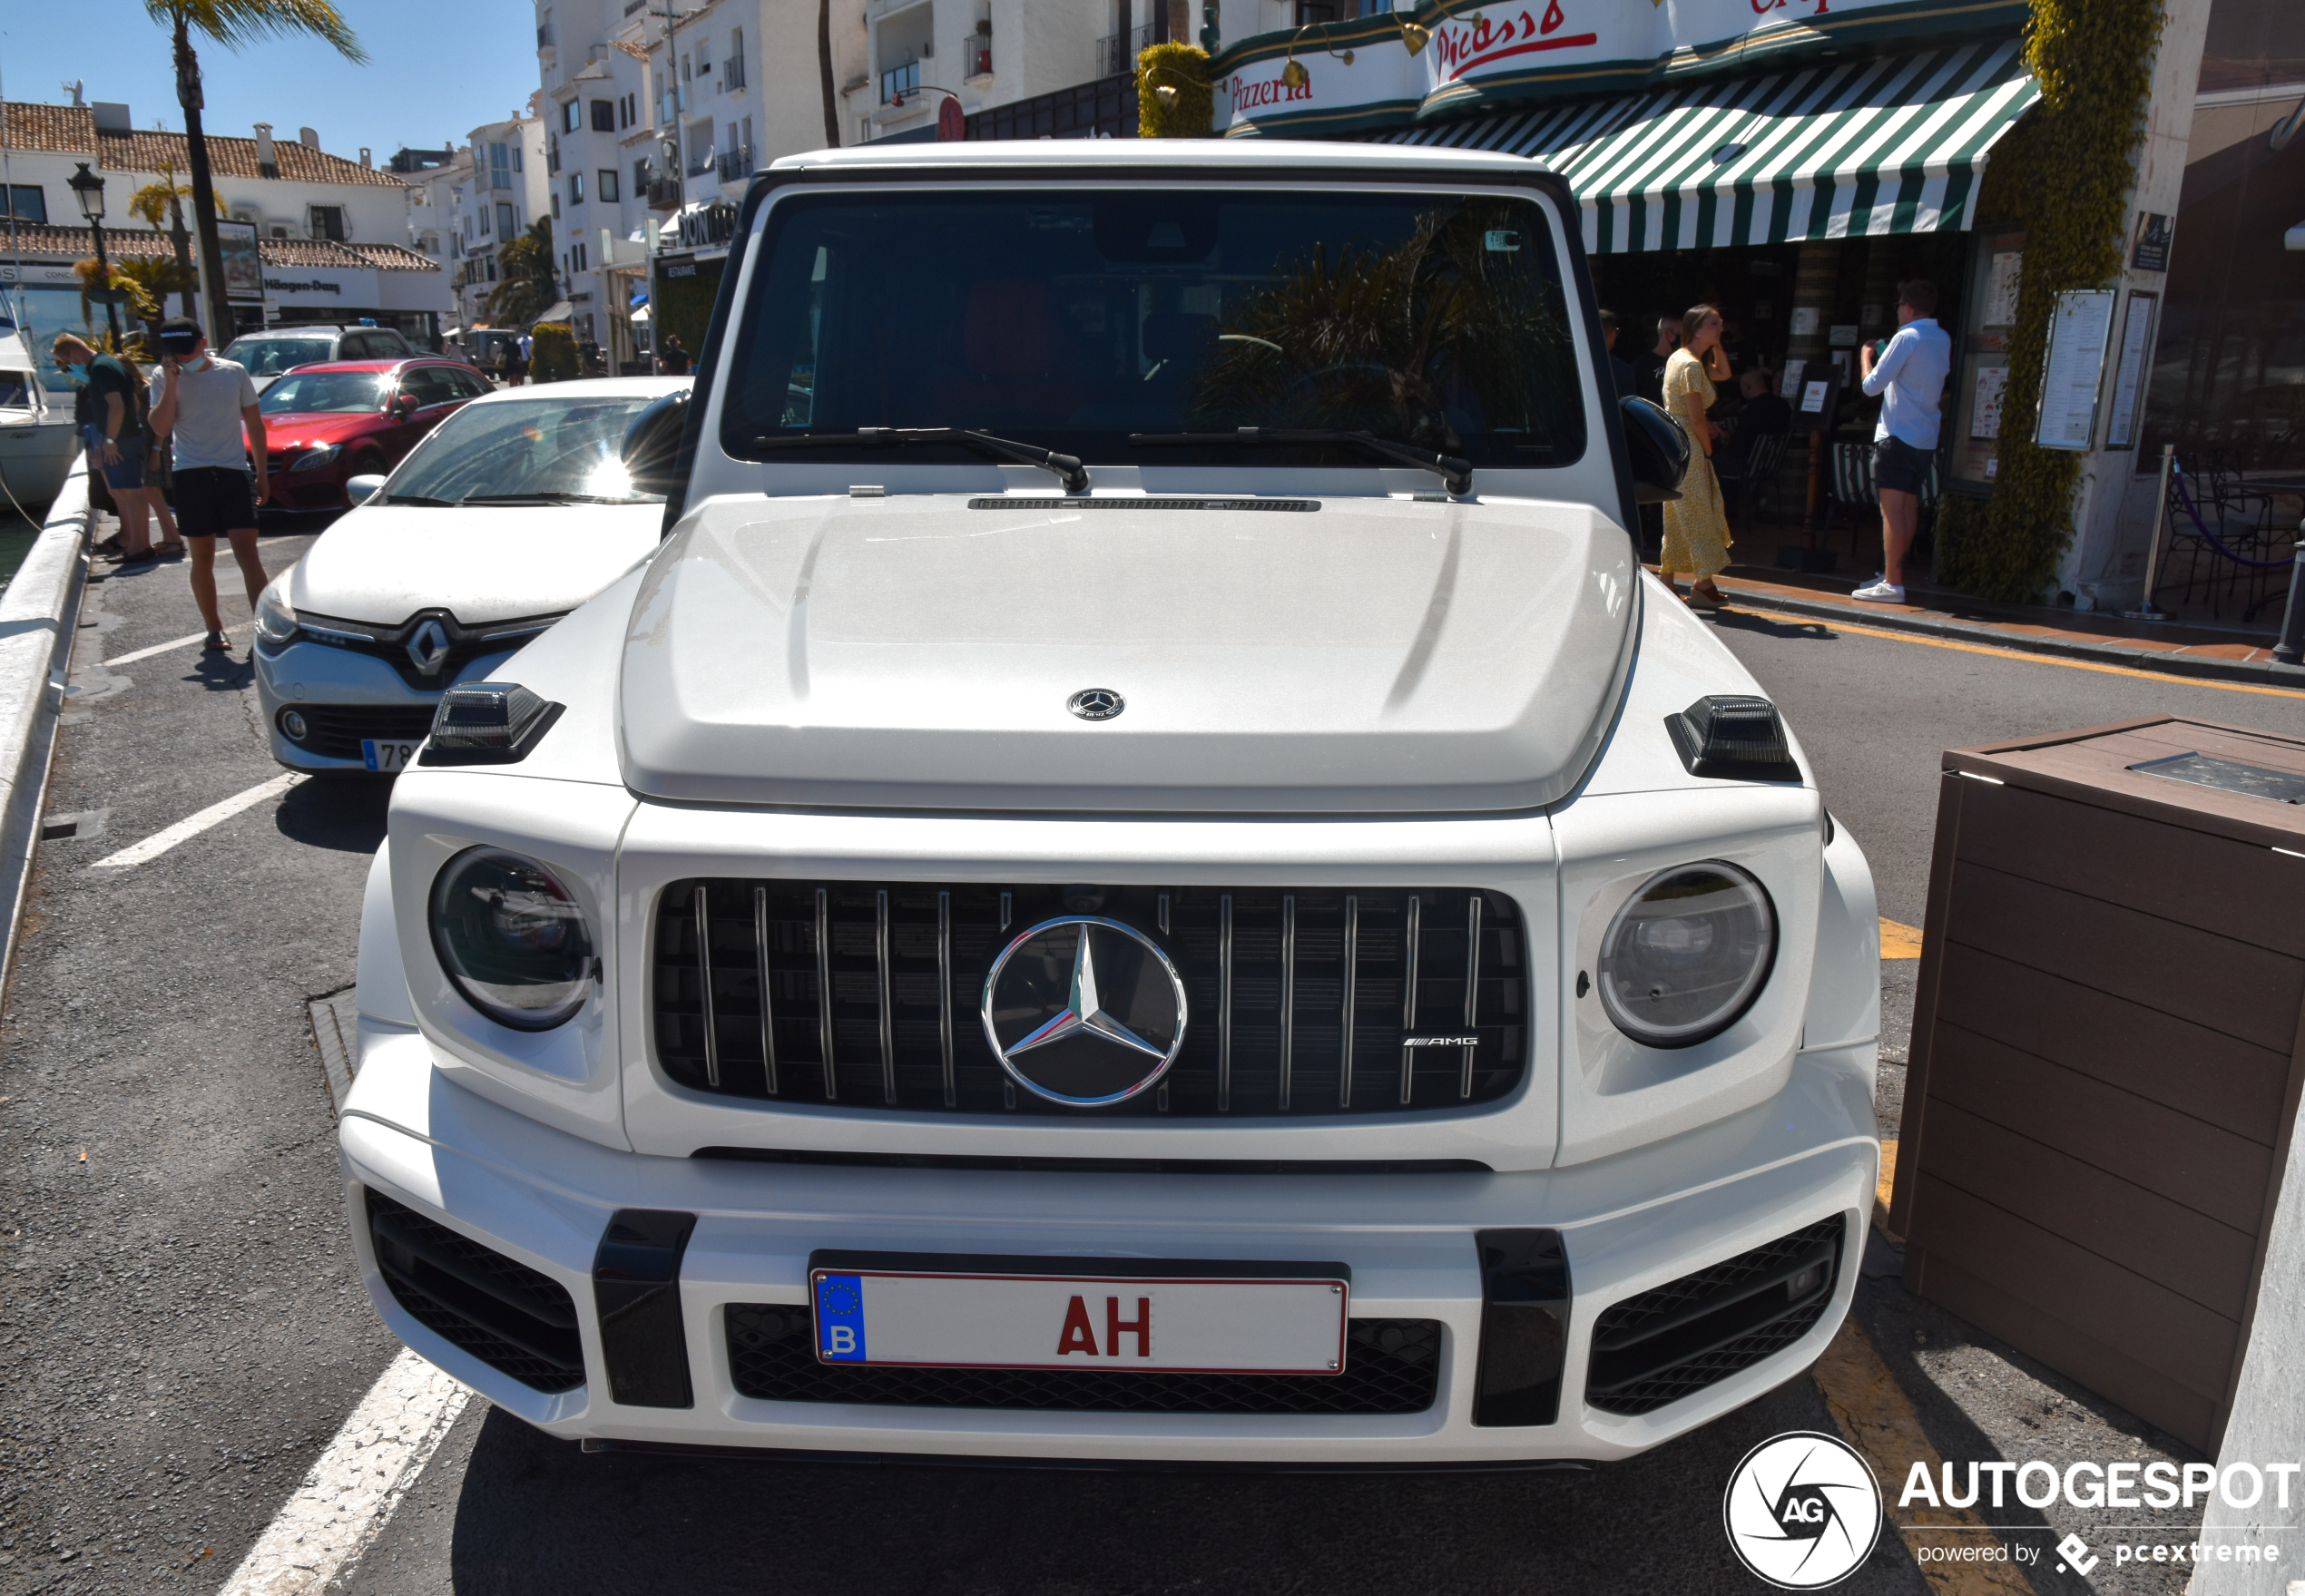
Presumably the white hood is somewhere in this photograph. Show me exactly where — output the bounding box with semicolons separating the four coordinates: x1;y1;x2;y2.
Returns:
286;502;665;627
616;493;1639;815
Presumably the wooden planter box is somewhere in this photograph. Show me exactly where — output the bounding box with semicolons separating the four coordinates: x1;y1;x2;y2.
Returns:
1890;716;2305;1453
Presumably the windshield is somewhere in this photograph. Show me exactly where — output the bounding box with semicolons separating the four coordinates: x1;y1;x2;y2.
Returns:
722;188;1586;472
260;371;389;414
386;395;669;504
227;338;336;376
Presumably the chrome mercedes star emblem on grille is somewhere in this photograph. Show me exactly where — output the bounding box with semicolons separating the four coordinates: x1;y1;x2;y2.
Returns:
1067;688;1124;721
406;618;453;676
981;916;1186;1107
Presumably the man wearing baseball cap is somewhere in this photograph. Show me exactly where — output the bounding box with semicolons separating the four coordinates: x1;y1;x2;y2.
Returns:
148;318;270;651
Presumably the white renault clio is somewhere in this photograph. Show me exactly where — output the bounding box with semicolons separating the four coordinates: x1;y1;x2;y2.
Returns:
252;377;689;774
338;142;1880;1466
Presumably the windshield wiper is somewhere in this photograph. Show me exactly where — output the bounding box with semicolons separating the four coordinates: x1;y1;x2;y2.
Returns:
1131;428;1472;496
378;493;453;507
752;427;1088;494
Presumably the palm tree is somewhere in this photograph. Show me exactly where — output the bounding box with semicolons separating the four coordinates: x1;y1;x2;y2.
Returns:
142;0;366;344
486;220;560;328
128;162;219;318
817;0;839;147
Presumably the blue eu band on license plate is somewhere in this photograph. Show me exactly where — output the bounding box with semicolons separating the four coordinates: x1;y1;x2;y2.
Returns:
816;1273;867;1361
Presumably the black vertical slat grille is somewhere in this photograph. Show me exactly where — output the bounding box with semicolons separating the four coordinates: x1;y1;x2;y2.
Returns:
652;884;1527;1118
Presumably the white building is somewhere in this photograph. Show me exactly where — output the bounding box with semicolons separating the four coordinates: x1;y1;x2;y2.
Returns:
424;113;551;347
0;93;448;354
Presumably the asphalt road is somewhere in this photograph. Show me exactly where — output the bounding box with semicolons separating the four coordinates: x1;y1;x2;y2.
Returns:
1;548;2293;1596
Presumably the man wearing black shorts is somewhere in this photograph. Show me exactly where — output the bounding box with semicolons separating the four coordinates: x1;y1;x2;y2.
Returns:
149;319;270;651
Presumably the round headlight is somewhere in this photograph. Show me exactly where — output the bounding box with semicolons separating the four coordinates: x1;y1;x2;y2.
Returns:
428;847;595;1030
1595;862;1776;1049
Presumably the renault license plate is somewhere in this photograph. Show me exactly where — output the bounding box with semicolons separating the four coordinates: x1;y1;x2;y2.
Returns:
361;739;419;773
809;1253;1349;1374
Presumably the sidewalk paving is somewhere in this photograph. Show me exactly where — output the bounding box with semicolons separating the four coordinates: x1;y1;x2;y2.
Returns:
1661;563;2305;690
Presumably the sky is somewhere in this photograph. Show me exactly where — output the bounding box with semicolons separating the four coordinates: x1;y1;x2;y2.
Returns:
0;0;541;167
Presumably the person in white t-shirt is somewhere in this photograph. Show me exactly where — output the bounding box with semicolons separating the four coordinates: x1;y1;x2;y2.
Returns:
148;318;270;652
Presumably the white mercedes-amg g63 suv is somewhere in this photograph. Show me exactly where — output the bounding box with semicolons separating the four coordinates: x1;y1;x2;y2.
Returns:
338;139;1881;1465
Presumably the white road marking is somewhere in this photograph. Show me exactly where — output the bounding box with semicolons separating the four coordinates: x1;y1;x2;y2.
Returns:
101;623;247;668
218;1347;470;1596
90;772;305;868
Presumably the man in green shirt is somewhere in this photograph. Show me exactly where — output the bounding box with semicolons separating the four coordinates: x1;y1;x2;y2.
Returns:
54;332;173;564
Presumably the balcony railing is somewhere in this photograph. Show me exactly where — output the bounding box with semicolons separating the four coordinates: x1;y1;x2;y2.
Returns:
1096;24;1152;79
646;177;683;210
959;32;993;78
879;59;919;104
717;146;754;182
686;153;716;178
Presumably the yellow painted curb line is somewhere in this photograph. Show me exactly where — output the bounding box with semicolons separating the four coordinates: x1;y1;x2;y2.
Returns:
1814;1317;2035;1594
1881;919;1925;959
1808;615;2305;701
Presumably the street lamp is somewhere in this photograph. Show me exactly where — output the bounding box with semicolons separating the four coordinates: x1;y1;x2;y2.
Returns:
68;162;123;346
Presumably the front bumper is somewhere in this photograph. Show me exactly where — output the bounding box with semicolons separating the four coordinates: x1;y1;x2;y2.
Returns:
339;1023;1877;1464
254;637;517;772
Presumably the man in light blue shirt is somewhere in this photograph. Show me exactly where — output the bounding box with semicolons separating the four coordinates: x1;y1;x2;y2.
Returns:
1851;279;1952;602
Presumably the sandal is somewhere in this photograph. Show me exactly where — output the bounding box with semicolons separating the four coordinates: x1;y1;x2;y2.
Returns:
154;542;187;558
201;631;230;652
1686;585;1727;610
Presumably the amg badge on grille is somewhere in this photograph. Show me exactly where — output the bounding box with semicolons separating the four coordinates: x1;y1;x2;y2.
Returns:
981;917;1185;1106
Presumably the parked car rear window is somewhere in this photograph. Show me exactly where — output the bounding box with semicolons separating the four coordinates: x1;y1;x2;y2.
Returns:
226;338;336;376
387;396;670;504
260;371;389;414
722;187;1587;471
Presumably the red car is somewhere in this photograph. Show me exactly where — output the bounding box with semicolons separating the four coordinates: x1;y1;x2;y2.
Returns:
250;358;495;511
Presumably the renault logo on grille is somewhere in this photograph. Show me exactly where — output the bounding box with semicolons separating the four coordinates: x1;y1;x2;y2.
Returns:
981;917;1186;1107
406;618;453;677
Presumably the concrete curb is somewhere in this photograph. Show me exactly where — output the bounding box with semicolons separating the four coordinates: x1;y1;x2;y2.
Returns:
0;463;91;994
1717;582;2305;690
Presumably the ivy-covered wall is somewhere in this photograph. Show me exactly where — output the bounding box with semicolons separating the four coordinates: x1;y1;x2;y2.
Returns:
1933;0;2164;602
1138;43;1213;138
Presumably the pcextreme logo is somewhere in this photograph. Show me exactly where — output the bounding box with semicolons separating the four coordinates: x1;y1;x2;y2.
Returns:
1723;1432;1885;1589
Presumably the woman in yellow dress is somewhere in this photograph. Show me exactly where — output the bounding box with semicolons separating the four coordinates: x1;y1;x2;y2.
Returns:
1658;304;1735;608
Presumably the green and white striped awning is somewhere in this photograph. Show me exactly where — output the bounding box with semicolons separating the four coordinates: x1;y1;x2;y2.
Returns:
1385;40;2039;254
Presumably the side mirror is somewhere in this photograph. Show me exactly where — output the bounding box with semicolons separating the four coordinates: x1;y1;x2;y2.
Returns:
1620;397;1690;504
346;474;387;506
622;388;690;497
393;393;418;416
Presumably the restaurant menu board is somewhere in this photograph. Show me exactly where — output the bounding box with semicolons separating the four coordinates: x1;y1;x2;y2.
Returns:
1985;250;2023;328
1970;365;2008;440
2035;289;2116;451
2103;290;2158;451
1950;229;2025;492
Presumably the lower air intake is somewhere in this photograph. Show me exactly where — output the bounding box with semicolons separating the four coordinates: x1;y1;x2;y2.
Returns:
725;1307;1442;1415
1584;1216;1844;1416
365;1190;585;1394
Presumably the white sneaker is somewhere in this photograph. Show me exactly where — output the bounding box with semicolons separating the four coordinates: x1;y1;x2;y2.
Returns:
1851;580;1906;602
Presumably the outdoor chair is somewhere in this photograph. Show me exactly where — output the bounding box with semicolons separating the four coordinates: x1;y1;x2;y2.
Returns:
1714;430;1790;536
2151;459;2292;622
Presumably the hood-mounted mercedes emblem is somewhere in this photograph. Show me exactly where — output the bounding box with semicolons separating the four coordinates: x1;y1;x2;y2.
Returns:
1067;688;1123;721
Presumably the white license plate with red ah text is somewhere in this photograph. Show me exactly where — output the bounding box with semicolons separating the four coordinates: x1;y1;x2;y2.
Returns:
809;1258;1349;1375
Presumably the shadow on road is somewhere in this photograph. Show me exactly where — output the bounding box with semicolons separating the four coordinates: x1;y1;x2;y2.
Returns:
431;1374;1924;1596
275;774;391;853
1704;608;1840;642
